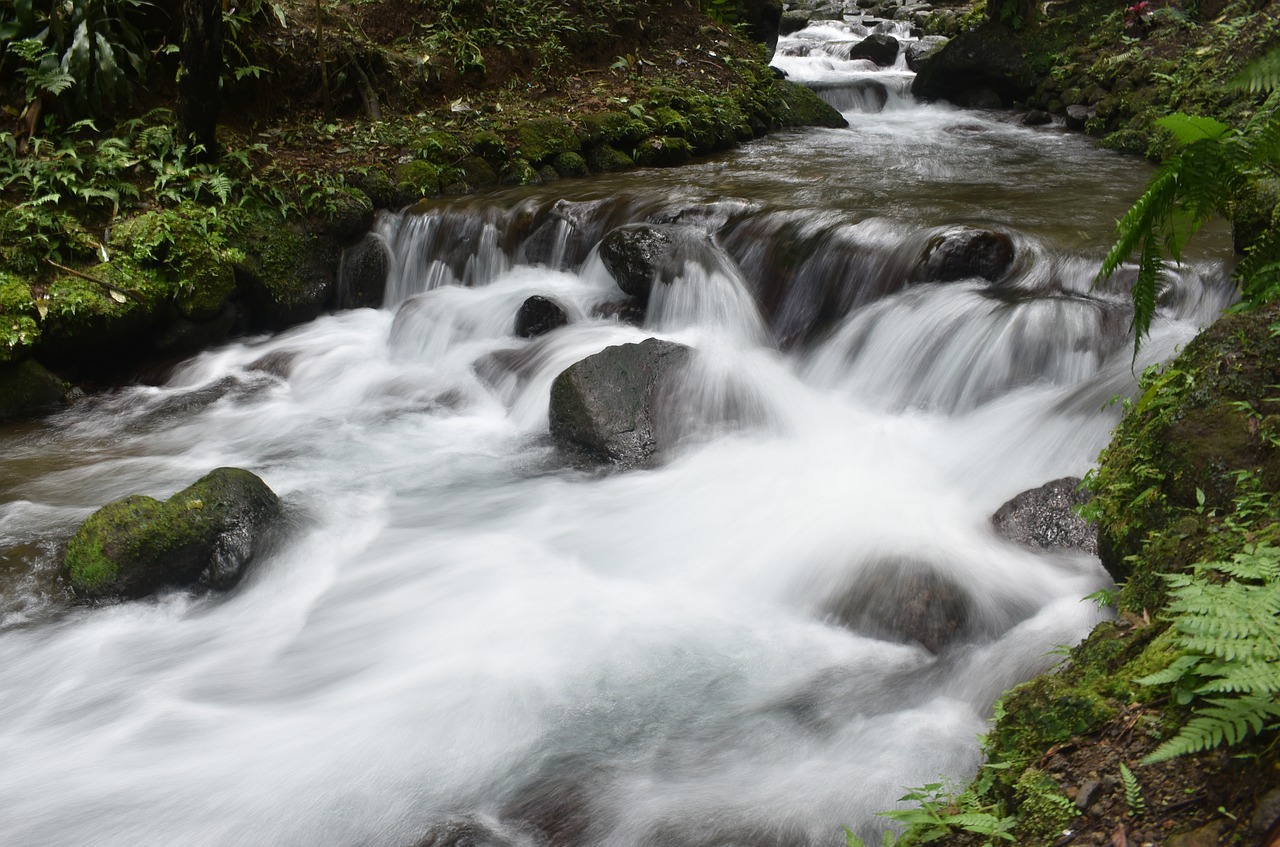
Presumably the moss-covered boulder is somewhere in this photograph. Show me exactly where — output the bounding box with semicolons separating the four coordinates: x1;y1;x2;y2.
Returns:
633;136;693;168
772;81;848;129
1086;300;1280;608
35;262;166;365
910;22;1036;107
0;358;68;421
552;151;590;178
549;338;693;469
511;117;581;165
585;144;635;173
236;217;338;331
579;110;649;148
64;467;281;600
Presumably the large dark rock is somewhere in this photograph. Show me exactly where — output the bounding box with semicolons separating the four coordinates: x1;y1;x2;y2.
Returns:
413;816;522;847
914;226;1016;284
237;220;339;331
991;477;1097;555
335;231;391;310
904;35;948;72
779;10;811;34
515;296;569;338
64;467;282;600
598;224;679;302
549;338;693;468
823;558;973;653
910;23;1036;107
847;33;900;67
0;359;68;422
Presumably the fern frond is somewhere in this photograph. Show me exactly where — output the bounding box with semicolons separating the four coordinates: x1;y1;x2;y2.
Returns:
1156;113;1233;146
1228;46;1280;94
1141;696;1280;764
1098;166;1180;282
1135;654;1201;687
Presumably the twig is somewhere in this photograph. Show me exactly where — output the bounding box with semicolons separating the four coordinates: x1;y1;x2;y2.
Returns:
44;260;146;305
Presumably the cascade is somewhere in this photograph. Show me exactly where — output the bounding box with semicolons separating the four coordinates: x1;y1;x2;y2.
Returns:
0;16;1238;847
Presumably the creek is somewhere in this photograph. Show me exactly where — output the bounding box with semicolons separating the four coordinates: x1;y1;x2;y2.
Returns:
0;18;1238;847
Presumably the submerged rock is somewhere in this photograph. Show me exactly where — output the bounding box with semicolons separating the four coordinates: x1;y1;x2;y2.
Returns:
823;557;973;653
336;230;391;310
413;815;523;847
0;359;68;422
548;338;693;469
991;477;1097;554
598;224;680;302
914;225;1015;284
515;295;569;338
64;467;281;600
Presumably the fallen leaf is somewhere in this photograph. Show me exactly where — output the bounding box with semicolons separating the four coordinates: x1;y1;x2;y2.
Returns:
109;290;128;304
1111;822;1128;847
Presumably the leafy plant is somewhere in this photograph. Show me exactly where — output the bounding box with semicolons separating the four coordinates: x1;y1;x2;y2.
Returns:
1096;47;1280;358
1119;764;1145;816
1135;542;1280;764
878;780;1017;845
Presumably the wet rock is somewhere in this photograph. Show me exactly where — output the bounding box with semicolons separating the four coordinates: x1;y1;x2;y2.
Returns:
847;33;900;67
904;35;948;72
991;477;1097;555
515;296;569;338
910;23;1036;107
151;303;239;358
591;299;646;326
335;230;391;310
1065;103;1092;131
0;359;68;422
779;10;811;33
914;226;1015;284
413;815;523;847
823;557;973;653
549;338;693;469
64;467;282;600
598;224;686;302
1074;778;1102;811
1022;109;1052;126
1251;788;1280;835
1167;821;1226;847
959;88;1003;110
502;772;599;847
237;220;339;331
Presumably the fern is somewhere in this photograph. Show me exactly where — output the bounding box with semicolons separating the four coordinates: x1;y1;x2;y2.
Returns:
1119;764;1144;816
1136;543;1280;764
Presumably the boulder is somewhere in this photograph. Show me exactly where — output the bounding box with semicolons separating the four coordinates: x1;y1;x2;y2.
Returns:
991;477;1097;555
910;23;1036;107
1065;103;1091;131
779;10;811;33
914;225;1015;283
64;467;282;600
515;296;569;338
598;224;680;302
904;35;948;72
413;816;522;847
847;33;899;67
1022;109;1052;126
336;231;391;310
824;557;973;653
0;359;68;422
549;338;693;468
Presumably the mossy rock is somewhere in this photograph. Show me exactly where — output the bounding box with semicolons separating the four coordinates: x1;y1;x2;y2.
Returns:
457;156;498;190
35;262;166;365
634;136;694;168
469;129;506;159
350;167;398;209
0;272;40;364
108;205;239;322
585;144;636;173
0;358;68;421
774;81;849;128
394;161;443;198
415;131;468;166
236;217;337;331
500;158;541;186
511;117;581;164
64;467;281;600
651;106;692;138
578;111;649;147
552;151;590;178
314;185;375;245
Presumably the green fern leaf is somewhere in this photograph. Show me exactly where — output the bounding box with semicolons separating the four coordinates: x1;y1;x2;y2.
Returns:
1227;46;1280;94
1156;113;1233;146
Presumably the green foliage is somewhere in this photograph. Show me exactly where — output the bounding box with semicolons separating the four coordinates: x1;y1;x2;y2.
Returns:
0;0;151;119
1135;541;1280;764
1097;48;1280;358
1119;764;1145;816
875;776;1017;846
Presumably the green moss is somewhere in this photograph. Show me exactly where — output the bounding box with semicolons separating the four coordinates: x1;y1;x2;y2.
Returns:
469;129;506;159
65;494;168;594
394;161;443;197
1012;768;1079;841
457;156;498;190
511;117;580;164
0;358;67;421
0;273;40;363
108;205;237;321
499;159;540;186
579;111;648;147
415;131;468;166
772;81;848;129
551;151;590;178
633;136;693;168
585;144;635;173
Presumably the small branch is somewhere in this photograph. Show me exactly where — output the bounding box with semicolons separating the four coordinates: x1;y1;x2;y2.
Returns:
344;46;382;121
44;260;147;305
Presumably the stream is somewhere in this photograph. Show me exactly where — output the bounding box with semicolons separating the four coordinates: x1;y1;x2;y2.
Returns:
0;17;1238;847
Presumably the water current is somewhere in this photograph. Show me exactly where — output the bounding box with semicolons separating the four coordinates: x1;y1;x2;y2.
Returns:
0;17;1239;847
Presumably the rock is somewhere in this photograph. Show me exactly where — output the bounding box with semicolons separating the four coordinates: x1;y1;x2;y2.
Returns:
548;338;693;468
413;816;522;847
1065;103;1091;130
1167;821;1226;847
728;0;784;52
151;303;239;358
515;296;569;338
914;226;1016;283
1074;778;1102;811
1022;109;1052;126
910;23;1036;107
64;467;282;600
847;33;899;67
1251;787;1280;835
0;359;68;422
774;81;849;129
237;220;338;331
904;35;948;72
598;224;681;302
823;557;973;653
501;771;600;847
335;230;391;310
960;88;1003;109
779;10;811;33
991;477;1097;554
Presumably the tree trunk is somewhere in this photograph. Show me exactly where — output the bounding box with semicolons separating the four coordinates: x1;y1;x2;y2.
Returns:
178;0;223;160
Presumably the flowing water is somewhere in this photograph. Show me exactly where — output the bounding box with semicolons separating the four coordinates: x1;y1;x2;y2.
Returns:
0;19;1238;847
